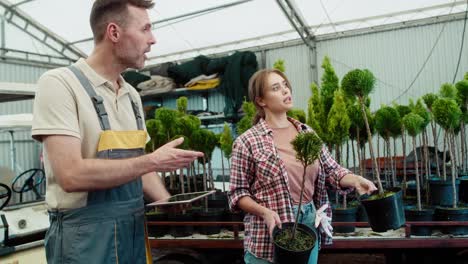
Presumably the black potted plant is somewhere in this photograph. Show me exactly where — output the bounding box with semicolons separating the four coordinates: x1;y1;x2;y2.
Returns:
402;113;434;236
455;80;468;203
327;90;357;233
432;97;468;235
341;69;405;232
272;132;320;264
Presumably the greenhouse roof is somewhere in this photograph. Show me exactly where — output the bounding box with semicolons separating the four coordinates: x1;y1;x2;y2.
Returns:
0;0;466;66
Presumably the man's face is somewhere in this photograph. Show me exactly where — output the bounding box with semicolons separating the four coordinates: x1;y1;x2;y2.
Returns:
116;5;156;69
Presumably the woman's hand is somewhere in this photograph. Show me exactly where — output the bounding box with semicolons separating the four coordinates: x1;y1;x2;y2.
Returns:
354;176;378;195
261;208;282;238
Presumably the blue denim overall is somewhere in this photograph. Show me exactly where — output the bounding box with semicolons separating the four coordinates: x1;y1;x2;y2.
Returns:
45;66;151;264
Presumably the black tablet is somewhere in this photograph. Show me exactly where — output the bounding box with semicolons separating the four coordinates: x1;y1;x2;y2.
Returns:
146;190;216;206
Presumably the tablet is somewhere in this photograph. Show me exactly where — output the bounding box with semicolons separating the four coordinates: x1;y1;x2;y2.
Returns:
146;190;216;206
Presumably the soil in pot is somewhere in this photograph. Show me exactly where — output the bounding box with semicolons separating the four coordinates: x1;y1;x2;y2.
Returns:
272;222;317;264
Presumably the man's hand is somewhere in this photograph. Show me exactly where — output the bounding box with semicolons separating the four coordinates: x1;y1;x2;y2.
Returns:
354;176;378;195
261;208;281;238
149;137;204;172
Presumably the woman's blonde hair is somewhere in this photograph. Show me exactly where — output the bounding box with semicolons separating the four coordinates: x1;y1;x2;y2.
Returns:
248;69;292;125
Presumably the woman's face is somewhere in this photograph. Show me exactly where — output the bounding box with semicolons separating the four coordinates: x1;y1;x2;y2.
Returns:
257;72;293;114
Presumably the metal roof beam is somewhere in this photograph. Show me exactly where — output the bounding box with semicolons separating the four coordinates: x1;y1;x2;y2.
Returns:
0;0;86;61
275;0;316;51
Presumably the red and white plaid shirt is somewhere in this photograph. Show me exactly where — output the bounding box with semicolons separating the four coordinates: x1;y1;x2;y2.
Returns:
228;117;353;262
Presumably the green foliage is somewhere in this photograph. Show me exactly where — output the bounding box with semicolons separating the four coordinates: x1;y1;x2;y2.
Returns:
432;98;462;130
307;83;325;136
440;83;457;99
291;132;323;167
176;96;188;114
241;101;256;117
320;56;340;115
402;113;424;137
155;107;179;140
192;129;218;163
327;90;350;145
273;59;285;73
411;99;431;129
177;115;201;138
393;104;411;118
455;80;468;105
220;123;234;158
422;93;438;110
341;69;376;99
145;119;166;150
287;109;307;123
237;101;256;135
465;72;468;80
374;105;401;139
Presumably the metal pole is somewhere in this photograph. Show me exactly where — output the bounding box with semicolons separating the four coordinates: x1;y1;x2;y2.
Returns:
8;130;16;174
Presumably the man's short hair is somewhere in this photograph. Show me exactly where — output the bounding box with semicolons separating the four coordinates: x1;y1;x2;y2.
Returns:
90;0;154;43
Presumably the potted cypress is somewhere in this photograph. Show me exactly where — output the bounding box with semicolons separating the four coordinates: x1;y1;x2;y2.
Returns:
422;93;441;179
273;132;320;264
341;69;405;232
402;113;434;236
374;105;401;188
430;97;461;207
328;90;357;233
393;104;412;198
455;80;468;203
432;97;468;235
219;123;233;192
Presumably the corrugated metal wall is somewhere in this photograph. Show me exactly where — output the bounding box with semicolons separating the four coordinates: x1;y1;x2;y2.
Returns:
0;62;49;204
315;17;468;163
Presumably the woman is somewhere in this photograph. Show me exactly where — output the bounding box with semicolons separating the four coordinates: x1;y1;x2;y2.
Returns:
228;69;377;264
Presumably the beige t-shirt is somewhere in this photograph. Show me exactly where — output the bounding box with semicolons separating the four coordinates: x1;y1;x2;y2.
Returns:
271;123;319;205
32;58;148;210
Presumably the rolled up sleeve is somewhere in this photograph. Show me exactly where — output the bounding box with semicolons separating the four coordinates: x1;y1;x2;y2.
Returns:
228;139;254;212
320;146;354;195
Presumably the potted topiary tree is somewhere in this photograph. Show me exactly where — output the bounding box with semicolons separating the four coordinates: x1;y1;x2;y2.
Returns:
374;105;401;188
422;93;441;178
455;80;468;203
430;97;461;207
393;104;412;198
219;123;233;192
432;97;468;235
328;90;357;233
341;69;405;232
273;132;321;264
402;113;434;236
237;100;256;135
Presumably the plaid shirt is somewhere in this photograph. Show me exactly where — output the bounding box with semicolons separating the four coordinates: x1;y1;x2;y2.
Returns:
228;118;353;262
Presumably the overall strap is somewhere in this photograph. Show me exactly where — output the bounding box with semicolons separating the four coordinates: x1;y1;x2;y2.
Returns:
68;65;111;131
128;94;144;130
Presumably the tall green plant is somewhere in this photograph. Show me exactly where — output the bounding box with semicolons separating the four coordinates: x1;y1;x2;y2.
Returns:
342;69;383;194
219;123;234;191
440;83;457;99
393;104;411;195
290;132;323;239
422;93;441;178
237;101;256;135
307;83;325;139
287;109;307;123
455;80;468;173
374;105;401;187
403;113;425;210
321;56;340;116
176;96;188;114
432;98;462;208
327;90;351;208
273;59;285;73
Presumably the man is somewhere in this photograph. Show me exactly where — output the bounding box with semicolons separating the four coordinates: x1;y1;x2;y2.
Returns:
31;0;203;263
